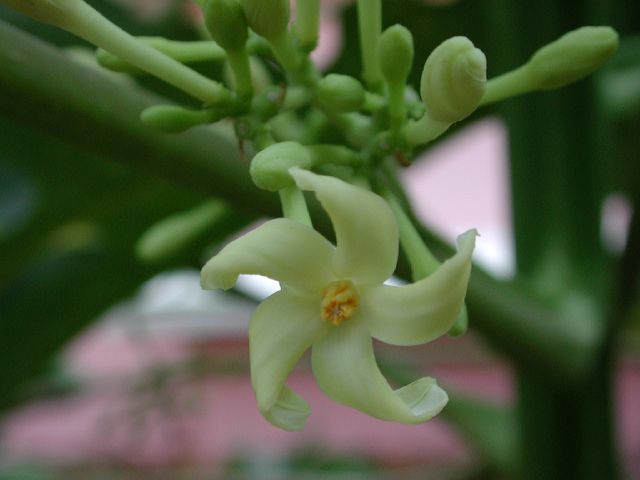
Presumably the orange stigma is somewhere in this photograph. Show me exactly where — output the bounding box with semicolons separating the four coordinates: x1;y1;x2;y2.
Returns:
321;280;360;326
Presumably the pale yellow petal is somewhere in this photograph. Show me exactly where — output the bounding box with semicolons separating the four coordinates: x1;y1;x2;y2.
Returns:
290;168;398;285
311;319;448;424
201;218;334;295
363;229;476;346
250;289;328;431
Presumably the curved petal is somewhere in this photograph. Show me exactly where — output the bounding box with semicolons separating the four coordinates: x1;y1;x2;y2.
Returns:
290;168;398;285
201;218;334;295
311;319;448;424
363;229;476;346
250;289;329;431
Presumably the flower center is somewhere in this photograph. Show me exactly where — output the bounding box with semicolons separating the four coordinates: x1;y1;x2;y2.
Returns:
321;280;360;326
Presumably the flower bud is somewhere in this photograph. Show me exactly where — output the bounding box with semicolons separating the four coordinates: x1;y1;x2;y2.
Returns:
379;24;414;85
136;201;226;264
141;105;223;133
316;74;365;113
204;0;249;52
250;142;312;191
527;26;619;90
420;36;486;123
240;0;290;41
0;0;80;28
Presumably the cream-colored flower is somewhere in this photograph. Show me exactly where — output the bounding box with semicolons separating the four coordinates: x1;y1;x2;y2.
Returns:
201;168;476;430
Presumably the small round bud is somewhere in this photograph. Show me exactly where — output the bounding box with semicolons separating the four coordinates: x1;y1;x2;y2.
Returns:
527;26;619;90
250;142;312;191
420;36;487;123
204;0;249;52
379;25;414;85
316;74;365;113
240;0;290;41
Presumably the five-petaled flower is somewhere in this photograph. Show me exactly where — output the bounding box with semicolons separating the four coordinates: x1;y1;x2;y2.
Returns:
201;168;476;431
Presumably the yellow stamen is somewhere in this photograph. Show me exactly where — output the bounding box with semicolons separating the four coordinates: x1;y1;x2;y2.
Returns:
321;280;360;326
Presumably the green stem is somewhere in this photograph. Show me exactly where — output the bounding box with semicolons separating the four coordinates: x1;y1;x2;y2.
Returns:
307;144;363;168
269;30;303;74
226;48;254;99
384;192;439;281
356;0;383;91
363;92;385;111
0;20;276;215
402;114;450;146
386;82;406;132
279;186;312;226
96;38;227;73
480;65;534;105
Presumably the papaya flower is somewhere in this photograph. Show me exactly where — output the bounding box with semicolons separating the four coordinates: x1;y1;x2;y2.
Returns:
201;168;476;431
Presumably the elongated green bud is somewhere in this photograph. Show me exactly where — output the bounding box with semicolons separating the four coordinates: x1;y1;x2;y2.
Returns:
0;0;80;29
141;105;228;133
528;26;618;90
420;36;486;123
136;200;226;264
240;0;290;41
294;0;320;51
481;26;619;105
250;142;312;191
316;74;365;113
96;38;226;73
379;24;414;85
204;0;249;52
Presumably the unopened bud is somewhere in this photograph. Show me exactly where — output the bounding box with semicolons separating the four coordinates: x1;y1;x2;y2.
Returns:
136;201;226;264
204;0;248;52
240;0;290;41
420;36;486;123
141;105;223;133
527;26;618;90
0;0;81;29
316;74;365;113
250;142;312;191
379;25;414;85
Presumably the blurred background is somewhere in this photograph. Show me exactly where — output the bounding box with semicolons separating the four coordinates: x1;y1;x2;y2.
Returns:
0;0;639;478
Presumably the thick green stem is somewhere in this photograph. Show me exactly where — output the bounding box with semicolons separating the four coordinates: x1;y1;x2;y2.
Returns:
0;20;276;215
485;1;618;479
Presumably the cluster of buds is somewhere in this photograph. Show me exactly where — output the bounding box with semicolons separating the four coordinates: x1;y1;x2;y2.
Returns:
2;0;619;430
